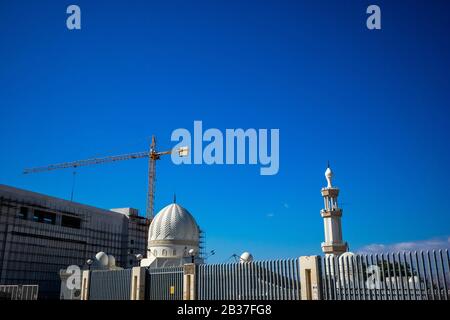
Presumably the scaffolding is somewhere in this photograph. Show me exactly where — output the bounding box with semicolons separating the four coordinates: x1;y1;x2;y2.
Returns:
199;228;206;261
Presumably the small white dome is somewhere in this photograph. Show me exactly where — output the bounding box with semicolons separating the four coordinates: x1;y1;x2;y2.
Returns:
149;203;199;243
95;252;109;266
108;255;116;268
338;252;355;263
240;252;254;263
338;252;355;284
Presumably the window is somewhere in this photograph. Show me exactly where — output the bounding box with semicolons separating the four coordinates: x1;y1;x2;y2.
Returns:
18;207;28;220
33;210;56;225
162;249;167;256
172;249;176;256
61;215;81;229
130;239;134;245
153;249;157;256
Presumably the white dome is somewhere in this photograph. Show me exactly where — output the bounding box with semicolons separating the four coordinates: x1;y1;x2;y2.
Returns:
338;252;355;263
240;252;254;263
95;252;109;266
108;255;116;268
149;203;199;244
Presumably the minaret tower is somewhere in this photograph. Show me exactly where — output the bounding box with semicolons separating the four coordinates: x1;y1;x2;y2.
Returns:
321;164;348;256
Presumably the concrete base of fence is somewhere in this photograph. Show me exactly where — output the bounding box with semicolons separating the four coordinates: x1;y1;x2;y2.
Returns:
81;270;90;300
183;263;196;300
130;267;146;300
299;256;321;300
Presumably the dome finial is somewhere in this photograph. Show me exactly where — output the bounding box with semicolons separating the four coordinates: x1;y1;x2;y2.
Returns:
173;193;176;204
325;163;333;188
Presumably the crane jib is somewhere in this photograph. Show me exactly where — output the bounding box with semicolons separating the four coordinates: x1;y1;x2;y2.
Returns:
21;137;184;221
23;152;151;174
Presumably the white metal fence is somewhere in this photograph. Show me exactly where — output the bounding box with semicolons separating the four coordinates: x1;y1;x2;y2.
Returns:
0;285;39;300
89;269;132;300
76;250;450;301
197;259;301;300
145;266;184;300
321;250;450;300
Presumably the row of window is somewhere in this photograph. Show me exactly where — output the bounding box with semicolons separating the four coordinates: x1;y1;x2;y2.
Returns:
17;207;82;229
152;249;177;257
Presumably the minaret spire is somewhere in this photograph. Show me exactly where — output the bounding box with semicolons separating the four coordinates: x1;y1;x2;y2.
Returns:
325;164;333;188
320;164;348;256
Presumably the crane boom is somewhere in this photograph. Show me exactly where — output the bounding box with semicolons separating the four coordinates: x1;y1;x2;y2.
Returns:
23;136;189;221
23;151;150;174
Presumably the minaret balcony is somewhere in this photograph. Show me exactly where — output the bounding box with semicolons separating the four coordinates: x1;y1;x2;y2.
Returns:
321;188;340;197
321;242;348;254
320;208;342;218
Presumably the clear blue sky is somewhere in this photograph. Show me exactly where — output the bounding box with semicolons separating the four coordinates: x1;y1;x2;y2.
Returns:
1;1;449;263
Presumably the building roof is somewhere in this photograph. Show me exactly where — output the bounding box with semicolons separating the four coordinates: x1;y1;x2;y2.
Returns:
0;184;137;223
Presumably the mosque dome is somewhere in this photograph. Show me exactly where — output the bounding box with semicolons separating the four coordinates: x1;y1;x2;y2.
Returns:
149;203;199;244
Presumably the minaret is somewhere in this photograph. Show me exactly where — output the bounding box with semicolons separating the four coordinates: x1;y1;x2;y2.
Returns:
321;164;348;256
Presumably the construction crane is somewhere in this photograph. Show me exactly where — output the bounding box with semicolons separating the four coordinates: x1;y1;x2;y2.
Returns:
23;136;189;221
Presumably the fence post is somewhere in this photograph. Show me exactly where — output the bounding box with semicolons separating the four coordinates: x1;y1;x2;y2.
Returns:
130;267;146;300
80;270;90;300
299;256;322;300
183;263;196;300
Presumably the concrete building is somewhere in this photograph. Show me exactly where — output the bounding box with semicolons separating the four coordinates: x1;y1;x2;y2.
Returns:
320;165;348;256
0;184;148;299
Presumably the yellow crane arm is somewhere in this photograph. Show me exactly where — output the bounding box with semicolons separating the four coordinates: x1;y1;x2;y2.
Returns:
23;151;150;174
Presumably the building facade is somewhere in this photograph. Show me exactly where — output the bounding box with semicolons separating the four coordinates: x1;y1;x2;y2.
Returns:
0;184;148;299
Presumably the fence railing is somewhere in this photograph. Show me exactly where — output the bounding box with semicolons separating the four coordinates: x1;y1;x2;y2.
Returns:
75;250;450;300
197;259;301;300
321;250;450;300
89;269;132;300
145;266;184;300
0;285;39;300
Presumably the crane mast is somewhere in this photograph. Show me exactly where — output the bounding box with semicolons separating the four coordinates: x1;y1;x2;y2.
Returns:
23;136;189;222
147;136;158;221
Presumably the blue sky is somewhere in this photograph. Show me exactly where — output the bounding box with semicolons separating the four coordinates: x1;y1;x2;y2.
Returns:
1;1;449;263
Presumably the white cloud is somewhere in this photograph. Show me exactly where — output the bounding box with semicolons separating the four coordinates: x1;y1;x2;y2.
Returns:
266;213;275;218
357;236;450;254
283;202;289;209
